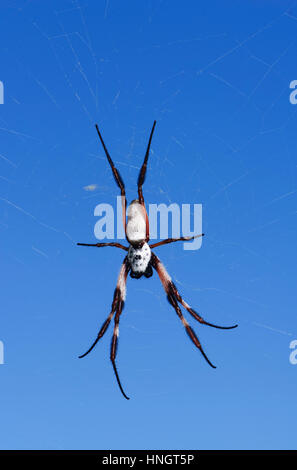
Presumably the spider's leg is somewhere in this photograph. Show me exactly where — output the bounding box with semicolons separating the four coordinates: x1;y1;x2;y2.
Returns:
137;121;156;241
151;253;237;330
149;234;204;249
173;286;238;330
77;242;128;251
110;301;130;400
95;124;127;231
78;258;130;359
78;303;116;359
151;252;216;368
137;120;156;205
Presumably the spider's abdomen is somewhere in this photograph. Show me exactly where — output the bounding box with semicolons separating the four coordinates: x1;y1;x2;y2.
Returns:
128;243;152;279
126;200;147;244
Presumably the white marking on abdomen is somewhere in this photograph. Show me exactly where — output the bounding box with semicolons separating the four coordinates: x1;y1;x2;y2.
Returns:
128;243;151;274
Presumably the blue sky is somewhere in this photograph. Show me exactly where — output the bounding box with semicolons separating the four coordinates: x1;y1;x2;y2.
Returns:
0;0;297;450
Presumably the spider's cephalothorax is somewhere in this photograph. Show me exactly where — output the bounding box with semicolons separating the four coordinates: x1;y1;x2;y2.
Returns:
77;121;238;400
128;242;152;279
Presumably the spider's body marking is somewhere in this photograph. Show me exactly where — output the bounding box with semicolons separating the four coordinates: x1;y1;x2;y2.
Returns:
128;242;152;278
78;121;238;400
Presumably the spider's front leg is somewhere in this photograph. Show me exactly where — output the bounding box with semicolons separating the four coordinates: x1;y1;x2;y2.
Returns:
150;252;237;368
138;120;156;206
79;257;131;400
95;123;127;232
137;120;156;242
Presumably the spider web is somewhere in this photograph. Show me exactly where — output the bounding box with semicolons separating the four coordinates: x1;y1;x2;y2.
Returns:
0;0;296;407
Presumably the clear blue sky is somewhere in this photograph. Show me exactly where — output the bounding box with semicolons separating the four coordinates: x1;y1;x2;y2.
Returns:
0;0;297;450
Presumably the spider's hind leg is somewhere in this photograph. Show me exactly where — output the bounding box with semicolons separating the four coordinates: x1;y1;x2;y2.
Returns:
110;299;130;400
172;285;238;330
151;252;216;368
151;252;237;330
79;257;131;400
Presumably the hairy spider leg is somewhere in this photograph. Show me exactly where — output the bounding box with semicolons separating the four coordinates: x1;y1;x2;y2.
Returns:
137;120;156;241
95;124;127;233
79;258;131;399
151;253;237;368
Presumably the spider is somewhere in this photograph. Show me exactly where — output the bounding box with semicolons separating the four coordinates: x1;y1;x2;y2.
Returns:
77;121;238;400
